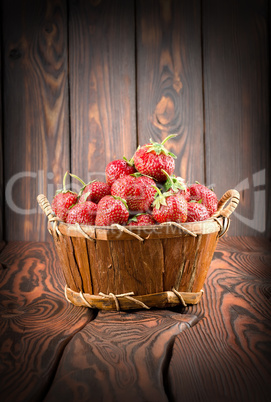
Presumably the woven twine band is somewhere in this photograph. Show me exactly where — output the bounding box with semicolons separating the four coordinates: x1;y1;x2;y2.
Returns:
36;194;61;236
212;217;224;237
65;285;94;308
79;290;94;308
64;285;71;303
99;292;150;311
161;222;197;237
74;223;96;242
111;224;144;241
48;216;62;235
212;216;230;238
172;287;187;307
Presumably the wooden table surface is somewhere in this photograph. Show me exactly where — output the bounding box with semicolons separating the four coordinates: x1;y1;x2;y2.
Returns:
0;236;270;402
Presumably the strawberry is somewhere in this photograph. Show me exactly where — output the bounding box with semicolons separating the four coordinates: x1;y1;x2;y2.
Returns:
95;195;129;226
189;182;218;216
69;173;111;204
110;173;157;213
66;201;97;225
128;213;157;226
152;188;187;223
187;201;210;222
163;170;190;201
105;158;136;187
133;134;177;182
51;171;78;222
79;181;111;204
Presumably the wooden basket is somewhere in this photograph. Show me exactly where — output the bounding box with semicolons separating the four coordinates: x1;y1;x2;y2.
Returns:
37;189;239;310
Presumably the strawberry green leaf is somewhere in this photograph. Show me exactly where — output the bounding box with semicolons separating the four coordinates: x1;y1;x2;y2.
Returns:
162;170;186;193
131;172;156;180
123;155;135;167
128;213;147;223
112;196;129;210
82;191;91;202
152;186;170;210
145;135;177;159
128;215;139;223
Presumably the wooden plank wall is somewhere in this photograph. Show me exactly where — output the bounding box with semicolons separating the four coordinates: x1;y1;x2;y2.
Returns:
0;0;270;242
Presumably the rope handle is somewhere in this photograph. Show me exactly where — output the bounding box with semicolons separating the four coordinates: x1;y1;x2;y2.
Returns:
37;194;55;220
212;189;240;219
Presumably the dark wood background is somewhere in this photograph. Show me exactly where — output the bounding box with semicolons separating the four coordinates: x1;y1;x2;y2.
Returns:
0;0;270;242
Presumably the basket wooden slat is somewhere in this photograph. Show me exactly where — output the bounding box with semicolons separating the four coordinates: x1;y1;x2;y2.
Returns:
37;189;240;310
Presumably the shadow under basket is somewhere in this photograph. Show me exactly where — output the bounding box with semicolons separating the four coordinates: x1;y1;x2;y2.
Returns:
37;189;240;311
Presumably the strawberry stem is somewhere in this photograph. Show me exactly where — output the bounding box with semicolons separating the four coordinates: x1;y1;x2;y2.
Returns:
63;171;69;192
69;173;86;187
146;135;177;158
161;133;178;146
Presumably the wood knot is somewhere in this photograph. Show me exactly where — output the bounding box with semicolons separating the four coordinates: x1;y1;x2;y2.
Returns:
154;95;175;126
173;77;183;93
44;23;53;34
9;48;22;60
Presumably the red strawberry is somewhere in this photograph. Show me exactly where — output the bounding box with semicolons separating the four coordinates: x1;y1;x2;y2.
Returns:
51;171;78;222
105;159;136;186
133;134;177;182
111;174;157;213
189;182;218;216
187;201;210;222
95;195;129;226
66;201;97;225
69;173;111;204
79;181;111;204
128;213;157;226
152;189;187;223
177;187;190;201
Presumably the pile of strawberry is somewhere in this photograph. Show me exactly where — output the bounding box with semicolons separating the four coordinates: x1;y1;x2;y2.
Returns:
51;135;218;226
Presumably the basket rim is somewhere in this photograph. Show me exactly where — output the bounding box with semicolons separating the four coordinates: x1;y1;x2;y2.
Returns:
54;217;223;240
37;188;240;240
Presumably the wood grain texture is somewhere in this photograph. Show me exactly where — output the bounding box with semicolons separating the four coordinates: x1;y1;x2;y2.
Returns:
0;22;3;242
136;0;204;183
167;236;271;401
2;0;70;242
0;241;94;402
0;237;270;401
44;309;199;402
203;0;270;237
69;0;137;183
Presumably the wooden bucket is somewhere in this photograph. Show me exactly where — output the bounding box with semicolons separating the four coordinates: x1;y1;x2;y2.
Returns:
37;189;239;310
